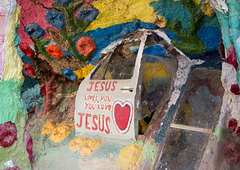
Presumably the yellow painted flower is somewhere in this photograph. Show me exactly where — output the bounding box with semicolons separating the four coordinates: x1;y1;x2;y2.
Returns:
41;122;55;135
153;15;167;28
69;137;102;157
118;143;143;170
69;137;88;151
193;0;201;5
50;125;71;143
73;65;95;80
201;0;215;17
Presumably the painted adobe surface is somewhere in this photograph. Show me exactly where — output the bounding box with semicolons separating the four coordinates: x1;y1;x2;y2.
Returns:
1;0;239;169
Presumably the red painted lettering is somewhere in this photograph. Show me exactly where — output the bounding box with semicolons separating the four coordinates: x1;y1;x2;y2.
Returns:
111;81;117;91
95;81;100;91
87;82;94;91
105;116;111;134
85;113;91;130
84;102;88;109
92;115;98;131
105;104;112;111
99;114;105;132
100;82;105;91
105;81;111;91
77;112;85;128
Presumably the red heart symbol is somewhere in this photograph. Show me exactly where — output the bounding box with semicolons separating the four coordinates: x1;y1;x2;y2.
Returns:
113;100;133;134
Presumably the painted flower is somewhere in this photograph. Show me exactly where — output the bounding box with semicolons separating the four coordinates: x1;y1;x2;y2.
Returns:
19;42;35;58
41;122;55;135
230;84;240;95
78;6;99;21
24;23;45;39
50;125;71;143
73;65;95;80
227;46;238;71
201;0;215;17
76;36;96;56
55;0;71;6
45;10;66;30
24;63;36;76
228;118;237;131
0;121;18;148
236;127;240;136
46;45;63;59
25;132;35;162
153;15;167;28
62;69;77;81
4;166;20;170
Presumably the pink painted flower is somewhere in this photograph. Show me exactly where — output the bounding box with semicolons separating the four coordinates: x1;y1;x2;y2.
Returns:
4;166;20;170
236;127;240;137
0;121;18;148
230;84;240;95
227;46;238;71
19;42;35;58
24;63;36;76
25;132;35;162
228;118;237;131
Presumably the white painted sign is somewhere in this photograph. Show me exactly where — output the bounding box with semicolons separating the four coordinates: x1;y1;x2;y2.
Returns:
75;31;148;139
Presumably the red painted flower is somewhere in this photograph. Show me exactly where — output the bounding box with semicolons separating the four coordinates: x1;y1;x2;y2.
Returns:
4;166;20;170
24;63;36;76
236;127;240;136
25;132;35;162
230;84;240;95
228;118;237;131
19;42;35;58
46;45;63;59
76;37;96;56
0;121;18;148
227;46;238;71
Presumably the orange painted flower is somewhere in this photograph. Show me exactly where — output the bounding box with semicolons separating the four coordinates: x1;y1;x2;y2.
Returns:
76;37;96;56
46;45;63;59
